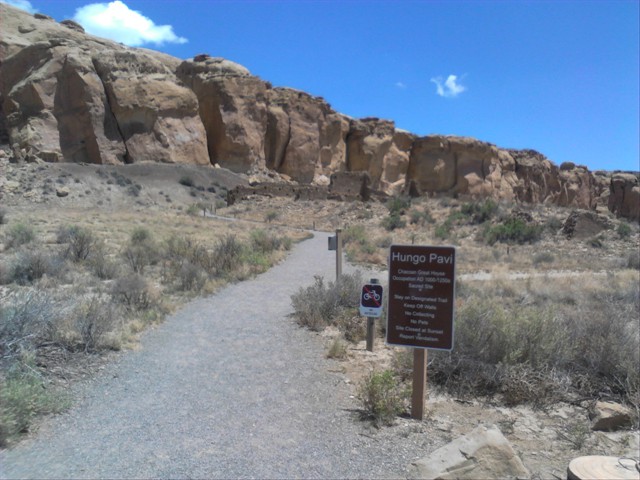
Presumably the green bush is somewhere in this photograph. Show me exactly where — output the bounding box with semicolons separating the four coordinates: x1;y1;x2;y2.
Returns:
265;211;279;223
460;199;498;224
381;214;406;232
0;366;69;447
179;175;195;187
484;218;542;245
130;227;152;245
0;291;56;358
385;196;411;216
5;223;35;249
357;370;406;426
291;272;362;331
617;222;632;239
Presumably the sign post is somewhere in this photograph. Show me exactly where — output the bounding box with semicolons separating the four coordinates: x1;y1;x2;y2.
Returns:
328;229;343;280
386;244;456;420
360;279;383;352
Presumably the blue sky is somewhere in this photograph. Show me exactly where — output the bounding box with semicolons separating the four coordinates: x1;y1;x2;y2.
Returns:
4;0;639;172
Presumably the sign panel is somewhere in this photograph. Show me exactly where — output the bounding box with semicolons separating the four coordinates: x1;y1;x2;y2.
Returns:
328;235;337;251
386;245;456;351
359;284;384;318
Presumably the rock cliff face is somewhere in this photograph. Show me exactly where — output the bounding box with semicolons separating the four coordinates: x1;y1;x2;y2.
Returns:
1;3;637;220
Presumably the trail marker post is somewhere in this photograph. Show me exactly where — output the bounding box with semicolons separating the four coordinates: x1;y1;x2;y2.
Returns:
327;229;343;280
359;279;383;352
386;244;456;420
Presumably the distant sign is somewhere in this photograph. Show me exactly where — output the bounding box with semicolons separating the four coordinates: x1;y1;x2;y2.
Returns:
360;284;384;318
328;235;337;251
386;245;456;351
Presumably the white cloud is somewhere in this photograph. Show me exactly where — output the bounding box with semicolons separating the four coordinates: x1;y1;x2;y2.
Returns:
395;81;407;89
430;74;467;98
1;0;37;13
73;1;187;46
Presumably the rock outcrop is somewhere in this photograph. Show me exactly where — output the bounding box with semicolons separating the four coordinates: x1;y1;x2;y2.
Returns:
408;424;530;480
1;2;637;220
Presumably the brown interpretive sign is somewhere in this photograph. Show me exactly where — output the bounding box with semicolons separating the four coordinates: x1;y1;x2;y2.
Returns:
387;245;456;351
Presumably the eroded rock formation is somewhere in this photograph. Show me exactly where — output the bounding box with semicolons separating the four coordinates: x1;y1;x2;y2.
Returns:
1;2;637;220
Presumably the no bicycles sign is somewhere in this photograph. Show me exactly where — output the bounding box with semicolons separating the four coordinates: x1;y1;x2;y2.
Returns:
359;284;383;318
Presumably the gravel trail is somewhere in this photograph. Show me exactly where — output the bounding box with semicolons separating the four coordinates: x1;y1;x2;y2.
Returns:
1;232;428;479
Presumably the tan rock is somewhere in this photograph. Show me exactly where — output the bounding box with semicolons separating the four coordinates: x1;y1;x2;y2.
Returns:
590;401;634;432
56;186;70;197
408;424;530;480
177;57;267;172
609;173;640;222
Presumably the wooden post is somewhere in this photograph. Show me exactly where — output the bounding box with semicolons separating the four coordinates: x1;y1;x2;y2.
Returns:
411;348;428;420
335;228;343;281
366;278;379;352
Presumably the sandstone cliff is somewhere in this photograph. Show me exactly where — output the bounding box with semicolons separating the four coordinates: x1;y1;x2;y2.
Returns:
1;3;637;220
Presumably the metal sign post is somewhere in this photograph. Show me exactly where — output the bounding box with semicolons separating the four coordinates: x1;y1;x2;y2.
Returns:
386;244;456;420
360;279;383;352
335;228;343;280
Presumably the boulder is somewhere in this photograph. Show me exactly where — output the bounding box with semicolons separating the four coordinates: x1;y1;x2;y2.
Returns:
562;210;613;239
609;173;640;222
589;401;634;432
408;424;530;480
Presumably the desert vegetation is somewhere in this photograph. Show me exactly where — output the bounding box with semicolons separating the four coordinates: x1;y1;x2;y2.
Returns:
0;205;299;446
289;195;640;427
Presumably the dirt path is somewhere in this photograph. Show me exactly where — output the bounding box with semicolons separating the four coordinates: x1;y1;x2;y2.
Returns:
0;233;432;479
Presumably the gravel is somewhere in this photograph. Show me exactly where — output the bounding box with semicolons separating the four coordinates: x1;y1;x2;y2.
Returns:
0;232;435;479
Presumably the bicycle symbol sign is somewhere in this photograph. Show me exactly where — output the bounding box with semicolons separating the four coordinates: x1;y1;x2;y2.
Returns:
360;284;384;317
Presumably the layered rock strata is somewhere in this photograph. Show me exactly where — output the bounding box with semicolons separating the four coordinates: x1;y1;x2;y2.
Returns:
1;2;637;220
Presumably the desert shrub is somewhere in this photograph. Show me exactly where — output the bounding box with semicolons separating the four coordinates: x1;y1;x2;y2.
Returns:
265;211;279;223
617;222;632;239
342;225;367;246
434;222;451;240
460;199;498;224
334;312;366;343
0;365;69;447
409;208;433;225
177;261;207;291
532;252;555;265
110;274;154;311
0;208;7;225
357;370;406;426
130;227;152;245
213;234;243;275
186;203;202;216
88;247;120;280
381;214;406;231
250;229;282;254
5;223;35;249
628;252;640;270
429;283;639;406
70;297;118;352
122;228;159;274
59;225;96;262
326;338;348;359
391;349;414;382
546;216;564;232
290;272;362;331
8;250;62;285
178;175;194;187
0;290;57;358
587;236;604;248
386;196;411;216
483;218;542;245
